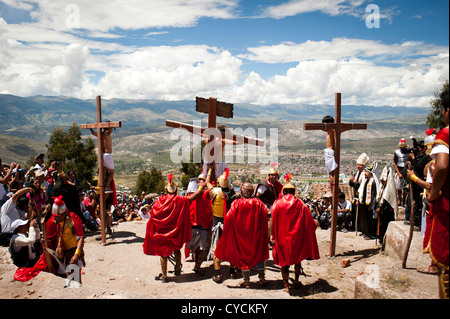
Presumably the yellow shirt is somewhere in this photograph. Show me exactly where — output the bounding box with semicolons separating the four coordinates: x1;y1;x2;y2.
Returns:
58;220;78;250
210;187;225;218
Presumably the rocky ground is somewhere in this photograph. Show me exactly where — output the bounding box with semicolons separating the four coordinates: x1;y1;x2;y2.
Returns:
0;219;439;301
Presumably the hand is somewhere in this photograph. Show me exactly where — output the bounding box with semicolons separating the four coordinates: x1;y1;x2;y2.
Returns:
69;254;79;264
30;219;38;228
406;170;414;179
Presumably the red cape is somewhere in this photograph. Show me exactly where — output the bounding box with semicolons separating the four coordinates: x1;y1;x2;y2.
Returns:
184;190;212;258
189;190;212;229
214;197;269;270
143;194;191;257
271;194;320;267
13;212;84;282
425;126;449;267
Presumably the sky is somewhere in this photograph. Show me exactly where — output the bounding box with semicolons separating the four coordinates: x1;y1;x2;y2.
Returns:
0;0;448;107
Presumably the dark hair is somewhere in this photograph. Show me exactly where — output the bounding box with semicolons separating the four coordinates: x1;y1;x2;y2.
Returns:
283;188;295;196
440;88;449;111
322;115;335;124
338;192;346;200
17;196;29;210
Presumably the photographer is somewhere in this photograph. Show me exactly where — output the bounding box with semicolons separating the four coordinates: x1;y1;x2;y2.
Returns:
393;138;411;206
405;138;432;228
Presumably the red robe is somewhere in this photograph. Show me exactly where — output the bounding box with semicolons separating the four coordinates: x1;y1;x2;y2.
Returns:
143;194;191;257
214;197;269;270
271;194;320;267
425;126;449;267
13;212;84;282
184;190;212;258
189;190;213;229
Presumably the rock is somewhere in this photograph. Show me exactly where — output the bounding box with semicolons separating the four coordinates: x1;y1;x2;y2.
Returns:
383;221;429;268
354;276;386;299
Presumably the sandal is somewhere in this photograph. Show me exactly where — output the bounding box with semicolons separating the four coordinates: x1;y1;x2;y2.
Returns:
240;281;251;289
155;273;168;283
229;268;237;279
416;265;438;275
212;274;223;283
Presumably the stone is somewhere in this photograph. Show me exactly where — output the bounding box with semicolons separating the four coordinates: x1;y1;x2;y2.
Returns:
341;259;351;268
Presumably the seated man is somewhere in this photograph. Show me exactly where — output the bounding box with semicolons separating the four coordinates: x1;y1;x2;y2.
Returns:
9;219;42;268
336;192;352;232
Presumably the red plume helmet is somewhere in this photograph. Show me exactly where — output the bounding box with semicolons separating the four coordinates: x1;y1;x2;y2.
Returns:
165;173;177;194
52;195;67;215
425;128;436;136
224;168;230;180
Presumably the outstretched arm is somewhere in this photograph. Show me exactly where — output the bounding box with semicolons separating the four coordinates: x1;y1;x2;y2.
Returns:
89;128;98;137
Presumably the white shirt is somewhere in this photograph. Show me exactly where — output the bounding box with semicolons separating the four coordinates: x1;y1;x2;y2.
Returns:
11;226;39;261
1;197;27;233
430;144;449;160
338;200;352;211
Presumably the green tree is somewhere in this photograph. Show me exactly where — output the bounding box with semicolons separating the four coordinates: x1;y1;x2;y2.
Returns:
427;81;449;130
46;123;97;189
134;167;165;195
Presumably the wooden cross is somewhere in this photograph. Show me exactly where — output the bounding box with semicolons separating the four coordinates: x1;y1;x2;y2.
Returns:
304;93;367;258
80;96;122;245
166;96;264;180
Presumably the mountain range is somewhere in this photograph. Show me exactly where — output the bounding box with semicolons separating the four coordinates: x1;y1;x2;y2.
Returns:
0;93;430;141
0;93;432;174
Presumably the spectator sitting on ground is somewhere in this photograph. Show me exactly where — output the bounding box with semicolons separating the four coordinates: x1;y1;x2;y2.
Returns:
9;218;42;268
138;204;151;220
0;187;32;246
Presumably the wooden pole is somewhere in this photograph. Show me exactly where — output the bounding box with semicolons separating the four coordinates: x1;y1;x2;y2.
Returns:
402;163;415;268
329;93;341;258
96;96;106;245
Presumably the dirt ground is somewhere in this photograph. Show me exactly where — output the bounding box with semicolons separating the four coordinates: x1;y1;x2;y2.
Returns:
0;219;440;300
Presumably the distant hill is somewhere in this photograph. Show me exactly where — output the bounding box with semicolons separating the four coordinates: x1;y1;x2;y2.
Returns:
0;93;430;141
0;134;46;165
0;93;432;174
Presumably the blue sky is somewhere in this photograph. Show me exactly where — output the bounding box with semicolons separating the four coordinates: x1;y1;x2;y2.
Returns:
0;0;448;107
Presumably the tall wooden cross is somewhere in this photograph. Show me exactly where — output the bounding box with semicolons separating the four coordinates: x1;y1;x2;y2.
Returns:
80;96;122;245
166;96;264;180
304;93;367;258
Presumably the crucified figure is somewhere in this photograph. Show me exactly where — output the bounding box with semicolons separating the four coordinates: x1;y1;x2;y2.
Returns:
90;124;114;191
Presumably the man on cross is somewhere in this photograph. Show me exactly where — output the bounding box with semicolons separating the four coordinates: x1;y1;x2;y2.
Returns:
89;122;115;192
322;115;338;191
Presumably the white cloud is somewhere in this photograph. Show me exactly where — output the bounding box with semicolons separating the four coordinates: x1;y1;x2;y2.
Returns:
5;0;239;31
222;55;449;107
260;0;366;19
96;46;242;100
0;1;447;109
241;38;448;64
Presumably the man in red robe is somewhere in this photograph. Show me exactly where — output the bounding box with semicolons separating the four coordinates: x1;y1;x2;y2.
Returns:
185;175;212;275
271;174;320;291
143;174;204;282
426;92;449;299
14;196;85;283
214;182;269;287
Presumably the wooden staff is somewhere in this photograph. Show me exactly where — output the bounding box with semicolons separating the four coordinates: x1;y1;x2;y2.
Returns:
41;204;54;273
402;163;415;269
